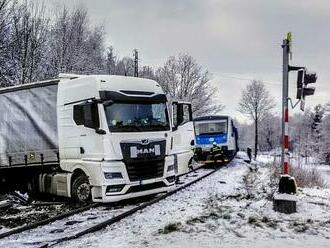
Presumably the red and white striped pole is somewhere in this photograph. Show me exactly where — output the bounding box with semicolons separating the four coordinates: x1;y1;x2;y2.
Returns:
283;108;289;174
281;37;290;176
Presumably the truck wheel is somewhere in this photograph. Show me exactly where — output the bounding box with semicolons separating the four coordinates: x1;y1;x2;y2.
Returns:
72;175;91;203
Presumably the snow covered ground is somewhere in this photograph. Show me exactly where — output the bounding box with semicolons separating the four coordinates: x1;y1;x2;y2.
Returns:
54;155;330;248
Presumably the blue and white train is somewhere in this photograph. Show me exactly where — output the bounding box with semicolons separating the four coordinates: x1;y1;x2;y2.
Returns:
193;115;238;163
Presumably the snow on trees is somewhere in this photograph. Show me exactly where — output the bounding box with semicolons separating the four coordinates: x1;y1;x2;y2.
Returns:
258;113;281;151
155;54;223;116
48;6;105;76
9;2;49;84
238;80;275;158
0;2;222;117
0;0;13;86
319;103;330;163
1;0;50;85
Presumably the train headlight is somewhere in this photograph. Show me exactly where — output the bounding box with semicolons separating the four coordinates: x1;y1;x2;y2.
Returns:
104;172;123;179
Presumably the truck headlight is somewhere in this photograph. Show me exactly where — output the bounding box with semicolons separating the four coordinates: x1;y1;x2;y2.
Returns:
104;172;123;179
166;155;175;172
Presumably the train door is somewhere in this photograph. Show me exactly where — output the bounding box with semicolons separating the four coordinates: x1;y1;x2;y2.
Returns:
171;102;195;175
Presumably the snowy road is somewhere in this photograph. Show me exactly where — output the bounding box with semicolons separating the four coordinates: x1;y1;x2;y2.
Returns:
55;157;330;248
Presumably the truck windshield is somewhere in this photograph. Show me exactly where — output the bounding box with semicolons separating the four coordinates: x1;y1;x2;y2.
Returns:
104;102;170;132
195;121;227;135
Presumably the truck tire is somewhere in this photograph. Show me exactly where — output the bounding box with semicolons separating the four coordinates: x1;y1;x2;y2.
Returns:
72;175;91;203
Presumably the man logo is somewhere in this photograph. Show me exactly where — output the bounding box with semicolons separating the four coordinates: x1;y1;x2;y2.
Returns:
137;147;155;155
141;139;149;145
130;144;161;158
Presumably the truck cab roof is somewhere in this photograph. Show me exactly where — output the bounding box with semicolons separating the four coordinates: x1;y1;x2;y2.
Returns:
60;74;164;95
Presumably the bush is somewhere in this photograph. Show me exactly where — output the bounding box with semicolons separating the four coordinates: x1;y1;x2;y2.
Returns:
270;161;327;188
290;165;327;188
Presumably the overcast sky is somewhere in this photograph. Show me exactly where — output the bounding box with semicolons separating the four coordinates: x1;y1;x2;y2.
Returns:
52;0;330;121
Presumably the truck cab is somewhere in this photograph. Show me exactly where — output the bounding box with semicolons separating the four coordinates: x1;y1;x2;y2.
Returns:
56;75;194;202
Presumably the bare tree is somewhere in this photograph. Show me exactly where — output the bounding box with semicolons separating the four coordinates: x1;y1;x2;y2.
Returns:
139;65;155;80
156;54;223;116
116;56;134;76
0;0;11;51
105;46;117;75
238;80;275;158
6;1;50;84
0;0;13;86
259;112;281;151
320;105;330;163
48;6;105;77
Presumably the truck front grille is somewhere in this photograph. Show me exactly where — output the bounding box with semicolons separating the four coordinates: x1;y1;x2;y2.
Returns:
125;159;164;182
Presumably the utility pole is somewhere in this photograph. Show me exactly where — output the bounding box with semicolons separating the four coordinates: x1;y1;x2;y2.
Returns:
133;49;138;77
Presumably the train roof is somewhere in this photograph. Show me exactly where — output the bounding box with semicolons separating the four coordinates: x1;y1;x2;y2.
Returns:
194;115;230;122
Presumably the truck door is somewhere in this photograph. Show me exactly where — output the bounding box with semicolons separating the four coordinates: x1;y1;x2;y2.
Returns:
73;101;105;161
171;102;195;175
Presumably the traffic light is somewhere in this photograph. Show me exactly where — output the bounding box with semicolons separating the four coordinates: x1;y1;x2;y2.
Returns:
296;68;317;99
296;69;304;99
296;68;317;111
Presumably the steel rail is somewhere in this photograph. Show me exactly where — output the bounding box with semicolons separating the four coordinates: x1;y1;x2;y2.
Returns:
43;166;221;248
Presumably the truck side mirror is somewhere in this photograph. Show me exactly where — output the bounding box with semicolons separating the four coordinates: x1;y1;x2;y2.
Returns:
73;102;100;130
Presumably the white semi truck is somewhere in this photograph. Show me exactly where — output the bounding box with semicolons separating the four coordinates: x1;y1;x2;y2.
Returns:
0;74;194;202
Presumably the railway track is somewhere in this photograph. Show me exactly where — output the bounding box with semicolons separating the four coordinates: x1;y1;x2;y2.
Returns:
0;161;231;248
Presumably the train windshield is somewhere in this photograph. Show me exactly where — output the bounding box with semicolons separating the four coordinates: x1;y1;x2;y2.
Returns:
195;120;227;135
104;102;170;132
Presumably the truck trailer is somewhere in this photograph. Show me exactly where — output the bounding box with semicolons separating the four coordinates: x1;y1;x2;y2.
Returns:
0;74;194;202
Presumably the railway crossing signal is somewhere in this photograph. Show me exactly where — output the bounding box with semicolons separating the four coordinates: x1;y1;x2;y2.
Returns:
275;33;318;214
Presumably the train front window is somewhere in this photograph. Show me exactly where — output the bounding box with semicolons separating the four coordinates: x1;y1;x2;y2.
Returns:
195;121;227;135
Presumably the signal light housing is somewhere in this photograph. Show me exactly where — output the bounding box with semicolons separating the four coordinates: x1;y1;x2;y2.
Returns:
296;68;317;100
304;71;317;84
295;68;317;111
296;69;304;99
